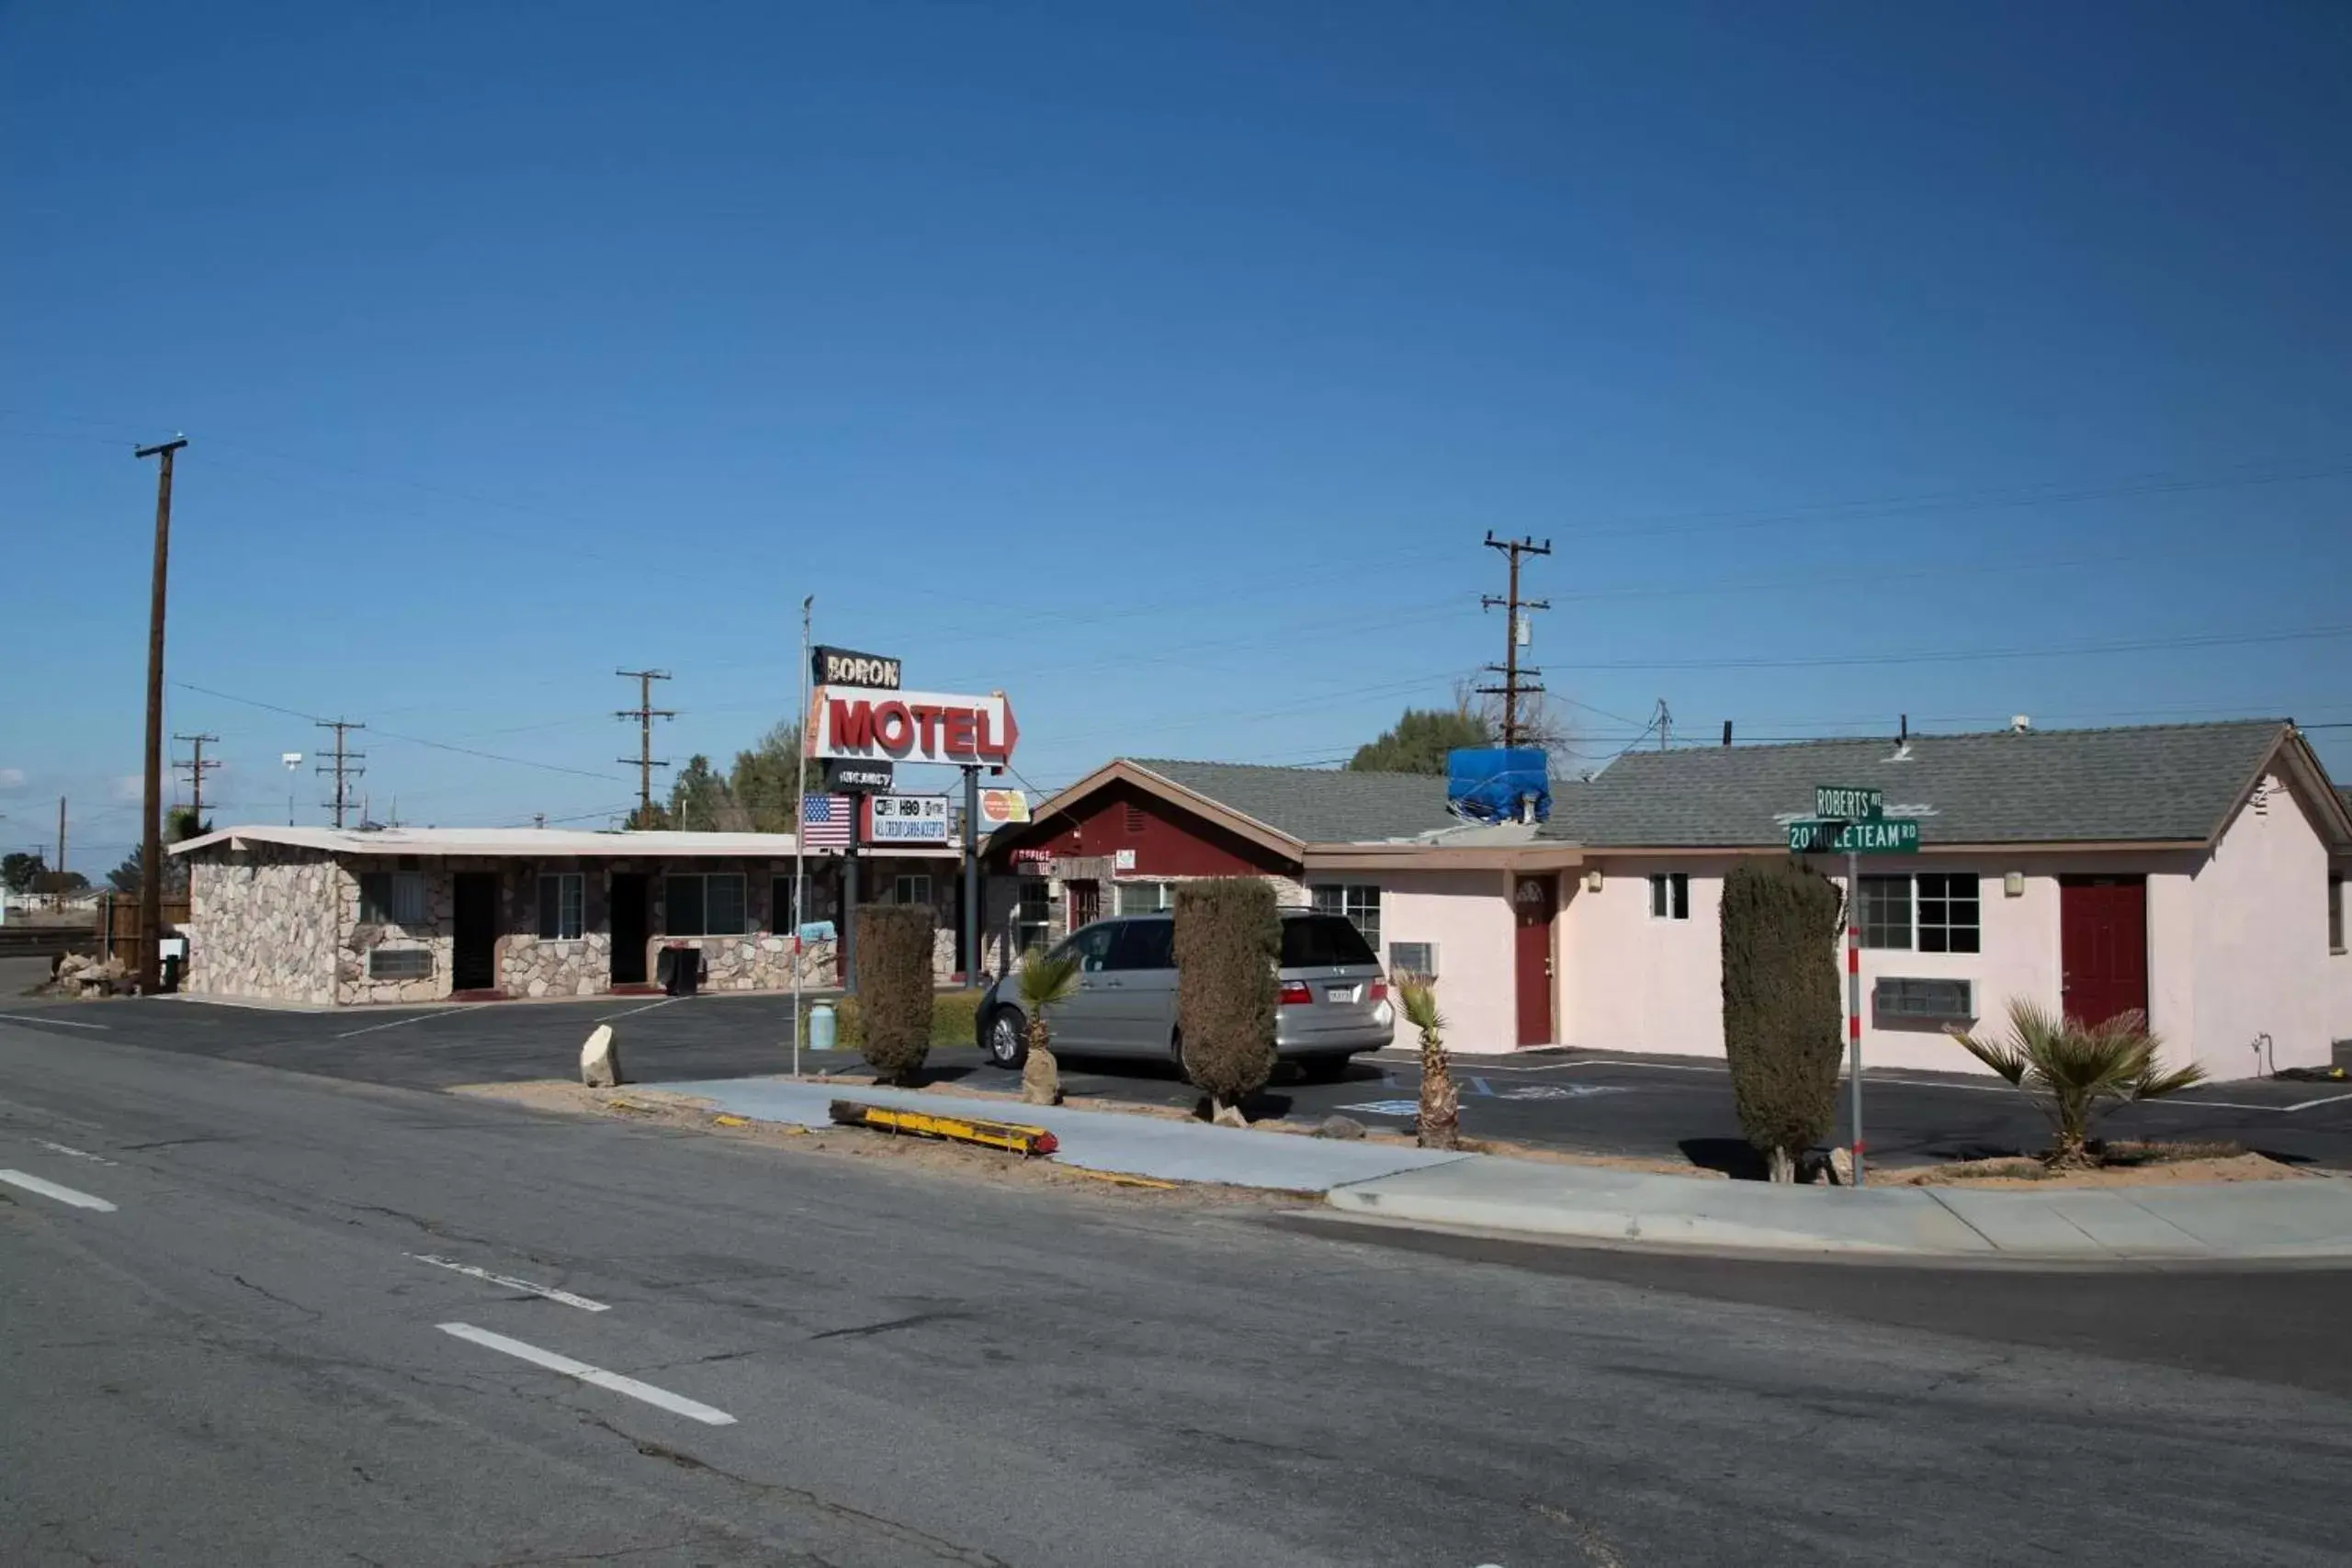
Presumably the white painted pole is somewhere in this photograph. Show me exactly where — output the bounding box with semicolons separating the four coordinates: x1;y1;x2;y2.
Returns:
792;594;811;1079
1847;846;1865;1188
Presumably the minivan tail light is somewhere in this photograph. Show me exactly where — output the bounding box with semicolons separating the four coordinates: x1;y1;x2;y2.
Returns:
1367;980;1387;1002
1277;979;1314;1006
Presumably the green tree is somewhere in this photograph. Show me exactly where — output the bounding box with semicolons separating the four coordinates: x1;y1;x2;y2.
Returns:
1174;878;1281;1121
2;852;44;894
728;720;808;834
1348;705;1494;773
107;852;145;895
664;754;743;831
167;807;211;843
1720;858;1845;1182
1951;1001;2205;1168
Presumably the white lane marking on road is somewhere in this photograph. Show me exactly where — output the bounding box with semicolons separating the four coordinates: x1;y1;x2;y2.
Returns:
0;1012;109;1030
36;1141;119;1166
2282;1089;2352;1113
411;1253;610;1312
0;1169;119;1211
436;1323;736;1425
596;996;684;1022
334;1004;491;1040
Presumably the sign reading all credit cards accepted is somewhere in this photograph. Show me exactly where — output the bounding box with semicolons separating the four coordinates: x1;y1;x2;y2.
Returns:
862;793;953;844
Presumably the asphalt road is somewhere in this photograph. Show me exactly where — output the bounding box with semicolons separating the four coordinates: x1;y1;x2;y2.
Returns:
10;990;2352;1172
6;1019;2352;1565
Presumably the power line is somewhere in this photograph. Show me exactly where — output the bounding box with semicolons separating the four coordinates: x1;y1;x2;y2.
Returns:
1544;622;2352;673
616;669;675;825
171;682;629;782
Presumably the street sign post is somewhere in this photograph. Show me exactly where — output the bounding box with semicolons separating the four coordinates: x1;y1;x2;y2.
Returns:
1792;784;1930;1191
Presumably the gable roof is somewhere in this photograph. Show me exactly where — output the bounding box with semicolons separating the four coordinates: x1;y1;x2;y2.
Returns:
1126;759;1462;845
1542;719;2334;850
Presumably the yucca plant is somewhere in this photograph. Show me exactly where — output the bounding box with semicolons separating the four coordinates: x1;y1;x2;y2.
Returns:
1014;944;1082;1105
1396;974;1459;1151
1950;999;2206;1168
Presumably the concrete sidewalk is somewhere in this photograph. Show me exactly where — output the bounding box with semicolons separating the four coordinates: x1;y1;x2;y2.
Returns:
659;1076;2352;1260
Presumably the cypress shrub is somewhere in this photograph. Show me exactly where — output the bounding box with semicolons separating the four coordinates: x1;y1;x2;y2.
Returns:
1719;858;1844;1181
1173;878;1280;1116
854;904;934;1084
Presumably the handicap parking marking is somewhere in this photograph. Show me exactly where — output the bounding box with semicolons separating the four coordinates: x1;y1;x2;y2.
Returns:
1338;1100;1423;1119
1496;1084;1630;1100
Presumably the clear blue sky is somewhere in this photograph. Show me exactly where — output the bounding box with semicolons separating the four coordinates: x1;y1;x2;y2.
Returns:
5;1;2347;863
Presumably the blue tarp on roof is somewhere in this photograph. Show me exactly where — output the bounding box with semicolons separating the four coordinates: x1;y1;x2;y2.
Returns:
1446;747;1550;824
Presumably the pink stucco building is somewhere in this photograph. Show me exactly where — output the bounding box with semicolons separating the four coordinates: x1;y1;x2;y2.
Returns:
995;721;2351;1082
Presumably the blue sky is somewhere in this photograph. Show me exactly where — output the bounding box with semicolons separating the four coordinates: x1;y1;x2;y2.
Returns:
5;1;2348;863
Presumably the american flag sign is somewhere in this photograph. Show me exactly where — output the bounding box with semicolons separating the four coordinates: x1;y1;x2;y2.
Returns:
798;793;854;848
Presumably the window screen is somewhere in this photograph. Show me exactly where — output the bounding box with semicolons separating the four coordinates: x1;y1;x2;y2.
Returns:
1860;875;1912;949
537;873;583;940
1916;874;1980;953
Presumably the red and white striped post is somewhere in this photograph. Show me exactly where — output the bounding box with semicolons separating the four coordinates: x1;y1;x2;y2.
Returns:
1846;847;1866;1187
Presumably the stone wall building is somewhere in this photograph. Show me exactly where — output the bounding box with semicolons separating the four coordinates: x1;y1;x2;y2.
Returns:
173;825;966;1007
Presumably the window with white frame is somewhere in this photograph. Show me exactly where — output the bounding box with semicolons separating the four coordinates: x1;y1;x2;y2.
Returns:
537;873;583;941
1014;880;1051;956
2331;874;2345;954
1860;875;1911;949
1310;884;1380;950
358;870;428;927
1116;880;1174;916
1647;873;1689;921
1916;873;1981;953
666;873;746;937
894;874;932;907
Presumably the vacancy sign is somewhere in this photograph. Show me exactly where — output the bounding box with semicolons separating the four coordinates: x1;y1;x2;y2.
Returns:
809;686;1019;767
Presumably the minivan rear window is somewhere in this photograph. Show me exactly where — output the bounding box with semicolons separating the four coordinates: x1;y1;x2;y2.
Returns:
1281;914;1377;968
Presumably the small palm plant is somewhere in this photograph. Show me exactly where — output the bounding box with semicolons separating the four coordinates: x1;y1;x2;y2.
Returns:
1014;945;1083;1106
1395;974;1459;1151
1950;999;2206;1168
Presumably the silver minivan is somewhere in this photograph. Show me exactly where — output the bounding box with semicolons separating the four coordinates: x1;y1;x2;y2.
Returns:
977;909;1394;1081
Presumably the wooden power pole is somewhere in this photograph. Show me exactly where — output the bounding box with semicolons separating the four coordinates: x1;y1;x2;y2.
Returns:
615;669;674;825
173;732;220;824
1478;532;1552;749
315;720;367;829
134;436;187;995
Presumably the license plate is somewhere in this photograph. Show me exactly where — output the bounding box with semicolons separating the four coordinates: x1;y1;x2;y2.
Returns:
1326;985;1359;1004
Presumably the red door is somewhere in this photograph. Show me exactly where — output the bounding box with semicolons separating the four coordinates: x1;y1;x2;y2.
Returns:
1513;875;1556;1046
2060;876;2148;1026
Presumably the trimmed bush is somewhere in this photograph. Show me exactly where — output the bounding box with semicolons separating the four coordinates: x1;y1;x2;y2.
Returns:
1720;858;1844;1181
1173;878;1280;1114
854;904;934;1084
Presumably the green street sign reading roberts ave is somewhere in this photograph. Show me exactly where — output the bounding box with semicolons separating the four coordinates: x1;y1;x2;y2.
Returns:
1789;817;1919;854
1815;784;1883;820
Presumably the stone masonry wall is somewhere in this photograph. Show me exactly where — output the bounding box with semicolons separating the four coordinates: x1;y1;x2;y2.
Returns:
336;859;453;1004
185;846;339;1004
496;863;610;999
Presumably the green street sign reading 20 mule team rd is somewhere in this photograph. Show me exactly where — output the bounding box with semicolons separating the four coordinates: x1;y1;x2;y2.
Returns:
1788;817;1919;854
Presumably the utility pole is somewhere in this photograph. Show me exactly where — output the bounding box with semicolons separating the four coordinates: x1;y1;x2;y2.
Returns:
57;795;67;882
173;732;220;825
615;669;674;826
134;436;187;996
315;720;367;829
1657;698;1672;751
792;597;811;1076
1478;532;1552;749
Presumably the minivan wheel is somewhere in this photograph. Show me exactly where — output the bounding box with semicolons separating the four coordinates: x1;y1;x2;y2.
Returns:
987;1008;1028;1069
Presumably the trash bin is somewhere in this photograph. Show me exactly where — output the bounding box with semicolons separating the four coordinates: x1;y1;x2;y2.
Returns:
662;944;702;997
808;1000;836;1053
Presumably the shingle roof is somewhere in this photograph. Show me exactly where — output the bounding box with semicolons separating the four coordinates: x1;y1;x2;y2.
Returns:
1540;720;2294;849
1126;759;1460;844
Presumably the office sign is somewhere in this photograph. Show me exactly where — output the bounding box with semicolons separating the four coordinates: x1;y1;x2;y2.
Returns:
1814;784;1883;821
811;646;901;691
1789;817;1919;854
810;685;1020;767
822;758;895;794
862;792;953;844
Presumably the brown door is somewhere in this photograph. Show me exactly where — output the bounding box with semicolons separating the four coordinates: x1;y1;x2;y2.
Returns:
2060;875;2147;1025
452;873;500;992
609;873;649;985
1068;879;1100;933
1513;874;1556;1045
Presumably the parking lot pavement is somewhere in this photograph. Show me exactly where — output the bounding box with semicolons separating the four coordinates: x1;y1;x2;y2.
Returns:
15;995;2352;1171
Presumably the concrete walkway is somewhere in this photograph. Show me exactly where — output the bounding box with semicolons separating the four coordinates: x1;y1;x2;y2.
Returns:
657;1076;2352;1260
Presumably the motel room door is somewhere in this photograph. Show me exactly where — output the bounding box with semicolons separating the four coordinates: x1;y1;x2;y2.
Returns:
452;872;500;992
2060;875;2148;1027
609;873;650;986
1513;875;1556;1046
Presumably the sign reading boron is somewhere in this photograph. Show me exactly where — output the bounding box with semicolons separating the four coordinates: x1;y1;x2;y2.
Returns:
809;686;1019;767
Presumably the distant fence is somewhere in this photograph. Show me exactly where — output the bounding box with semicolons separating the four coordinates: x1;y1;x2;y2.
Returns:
88;894;191;967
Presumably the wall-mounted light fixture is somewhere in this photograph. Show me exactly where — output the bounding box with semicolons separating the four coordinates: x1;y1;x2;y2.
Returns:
1584;868;1604;893
2004;871;2025;898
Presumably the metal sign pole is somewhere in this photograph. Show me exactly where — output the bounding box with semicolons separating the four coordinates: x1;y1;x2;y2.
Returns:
792;595;810;1078
962;764;980;989
1847;846;1865;1188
